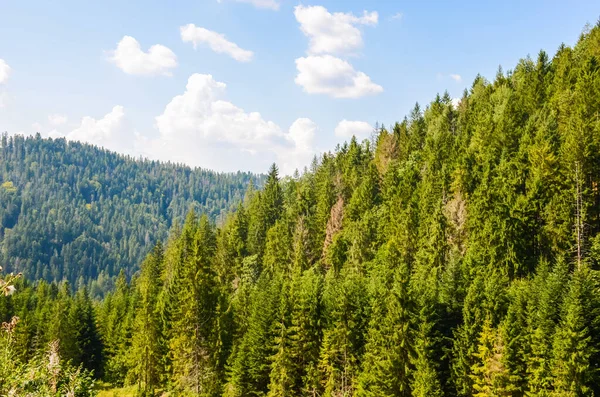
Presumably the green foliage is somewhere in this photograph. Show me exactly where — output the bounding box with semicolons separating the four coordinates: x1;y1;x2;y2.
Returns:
0;274;96;396
0;134;262;289
4;20;600;397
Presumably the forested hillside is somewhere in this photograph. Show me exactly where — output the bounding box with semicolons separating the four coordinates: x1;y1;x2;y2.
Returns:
0;134;261;288
2;21;600;397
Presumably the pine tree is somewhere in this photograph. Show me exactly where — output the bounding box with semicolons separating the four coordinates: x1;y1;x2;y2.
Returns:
224;273;283;397
69;286;102;376
411;309;444;397
100;270;133;385
170;214;220;395
319;269;369;397
267;281;295;397
550;266;596;396
129;242;165;396
499;282;529;397
288;267;324;396
48;282;77;365
248;164;284;260
357;262;412;397
470;317;510;396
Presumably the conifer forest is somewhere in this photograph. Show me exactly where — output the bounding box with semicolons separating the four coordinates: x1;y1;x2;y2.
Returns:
2;19;600;397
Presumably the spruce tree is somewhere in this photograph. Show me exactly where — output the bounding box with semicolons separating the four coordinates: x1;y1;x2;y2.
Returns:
170;214;220;396
470;317;510;396
550;266;596;396
69;286;102;376
129;242;165;396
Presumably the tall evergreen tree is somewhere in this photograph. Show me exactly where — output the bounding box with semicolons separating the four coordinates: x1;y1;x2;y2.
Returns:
170;214;220;395
69;286;102;376
129;242;165;396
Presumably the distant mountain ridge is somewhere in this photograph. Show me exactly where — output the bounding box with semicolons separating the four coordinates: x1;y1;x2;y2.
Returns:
0;133;263;287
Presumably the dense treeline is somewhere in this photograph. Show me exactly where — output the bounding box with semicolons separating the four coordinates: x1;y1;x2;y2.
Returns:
0;134;261;290
0;271;97;396
3;21;600;397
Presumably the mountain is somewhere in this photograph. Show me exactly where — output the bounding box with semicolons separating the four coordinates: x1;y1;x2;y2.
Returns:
0;134;262;286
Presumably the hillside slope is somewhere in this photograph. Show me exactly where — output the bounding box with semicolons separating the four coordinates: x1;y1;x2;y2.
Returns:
0;134;261;285
2;20;600;397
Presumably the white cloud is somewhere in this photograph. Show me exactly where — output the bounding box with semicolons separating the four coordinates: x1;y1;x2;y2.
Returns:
294;5;378;56
451;97;461;109
48;114;68;126
450;74;462;82
390;12;403;20
108;36;177;76
285;118;318;173
48;106;138;154
335;120;373;140
295;55;383;98
147;73;317;174
180;24;253;62
66;106;126;146
32;122;43;132
32;75;317;174
0;59;10;84
218;0;280;10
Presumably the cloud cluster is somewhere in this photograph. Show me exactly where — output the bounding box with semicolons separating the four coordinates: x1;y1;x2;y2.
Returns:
46;74;318;174
48;106;138;155
334;119;373;140
294;5;377;56
148;73;316;173
109;36;177;76
181;24;253;62
26;4;390;173
295;55;382;99
293;5;382;99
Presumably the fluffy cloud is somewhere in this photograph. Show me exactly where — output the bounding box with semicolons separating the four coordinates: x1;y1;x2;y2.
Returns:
284;118;318;173
0;59;10;84
293;6;382;98
108;36;177;76
48;106;137;154
295;55;383;98
180;24;253;62
294;5;377;56
34;75;317;174
218;0;280;10
335;120;373;140
147;73;317;174
450;74;462;82
48;114;68;126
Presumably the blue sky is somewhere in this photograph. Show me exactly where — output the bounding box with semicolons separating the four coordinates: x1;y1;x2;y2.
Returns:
0;0;598;174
